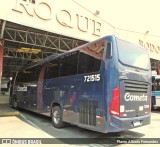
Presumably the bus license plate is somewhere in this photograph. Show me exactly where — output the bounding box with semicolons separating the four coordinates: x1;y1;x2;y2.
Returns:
133;121;141;127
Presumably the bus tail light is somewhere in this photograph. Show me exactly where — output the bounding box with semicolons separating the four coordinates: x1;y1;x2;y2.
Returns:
109;88;120;117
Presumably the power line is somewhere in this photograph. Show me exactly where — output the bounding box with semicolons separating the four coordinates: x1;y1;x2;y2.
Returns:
116;27;160;38
72;0;115;29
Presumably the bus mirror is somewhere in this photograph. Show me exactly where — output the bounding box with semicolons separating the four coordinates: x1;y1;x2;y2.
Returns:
106;42;112;59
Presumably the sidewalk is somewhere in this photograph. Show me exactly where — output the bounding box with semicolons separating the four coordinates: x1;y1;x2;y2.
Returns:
0;103;19;116
0;116;53;138
0;94;54;138
0;94;19;116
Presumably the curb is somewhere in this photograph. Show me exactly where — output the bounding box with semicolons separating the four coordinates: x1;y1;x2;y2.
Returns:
0;111;20;117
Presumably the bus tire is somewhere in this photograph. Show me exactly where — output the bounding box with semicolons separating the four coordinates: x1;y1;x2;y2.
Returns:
51;106;65;128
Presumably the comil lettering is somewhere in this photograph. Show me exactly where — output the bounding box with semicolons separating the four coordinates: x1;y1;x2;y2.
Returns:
124;93;147;101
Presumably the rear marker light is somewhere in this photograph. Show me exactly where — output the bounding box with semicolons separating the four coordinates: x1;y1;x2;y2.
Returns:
109;88;120;117
120;105;125;112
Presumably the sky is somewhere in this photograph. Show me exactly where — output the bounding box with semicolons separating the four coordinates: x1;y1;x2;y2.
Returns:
73;0;160;37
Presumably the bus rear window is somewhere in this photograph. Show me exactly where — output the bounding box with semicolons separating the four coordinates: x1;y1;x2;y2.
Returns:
116;39;150;70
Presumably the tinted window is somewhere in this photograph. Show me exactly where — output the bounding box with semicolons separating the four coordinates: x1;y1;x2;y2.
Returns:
117;39;150;70
78;52;101;74
60;52;79;77
44;52;79;79
44;51;101;79
16;65;41;82
45;59;60;79
152;76;160;91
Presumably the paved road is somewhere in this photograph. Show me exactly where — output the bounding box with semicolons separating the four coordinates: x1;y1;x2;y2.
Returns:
15;108;160;146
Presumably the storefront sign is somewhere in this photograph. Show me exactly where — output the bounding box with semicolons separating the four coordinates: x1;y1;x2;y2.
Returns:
139;39;160;54
0;0;159;60
12;0;101;37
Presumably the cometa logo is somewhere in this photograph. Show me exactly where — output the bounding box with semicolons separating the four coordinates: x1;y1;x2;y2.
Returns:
17;86;27;91
124;93;147;101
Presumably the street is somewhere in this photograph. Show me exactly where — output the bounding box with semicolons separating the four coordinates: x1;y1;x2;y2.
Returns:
6;108;160;146
18;109;151;138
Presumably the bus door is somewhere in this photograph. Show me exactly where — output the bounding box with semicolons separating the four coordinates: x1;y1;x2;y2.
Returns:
17;66;40;110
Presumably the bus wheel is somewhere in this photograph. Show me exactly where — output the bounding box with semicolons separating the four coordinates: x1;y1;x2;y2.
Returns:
13;98;18;109
51;106;65;128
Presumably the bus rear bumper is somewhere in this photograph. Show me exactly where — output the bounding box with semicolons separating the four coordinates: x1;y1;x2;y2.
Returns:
107;114;151;132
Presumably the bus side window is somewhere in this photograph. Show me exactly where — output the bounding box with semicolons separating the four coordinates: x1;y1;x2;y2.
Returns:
106;42;112;59
78;52;101;74
59;52;79;77
45;60;60;79
16;66;41;82
17;71;31;83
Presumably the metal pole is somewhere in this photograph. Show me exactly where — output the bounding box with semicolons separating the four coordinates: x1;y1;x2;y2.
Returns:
0;20;6;94
0;20;6;38
0;38;4;94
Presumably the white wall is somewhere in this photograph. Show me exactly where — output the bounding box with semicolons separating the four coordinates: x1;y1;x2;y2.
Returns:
0;0;159;60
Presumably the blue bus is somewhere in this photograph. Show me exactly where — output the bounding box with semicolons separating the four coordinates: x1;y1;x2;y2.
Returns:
10;35;151;133
152;75;160;109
